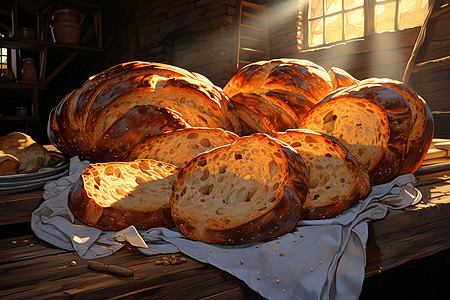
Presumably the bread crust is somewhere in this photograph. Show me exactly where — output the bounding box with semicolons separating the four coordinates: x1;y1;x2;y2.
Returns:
48;61;240;162
68;159;177;230
170;134;309;244
273;129;370;219
360;78;434;174
230;92;301;136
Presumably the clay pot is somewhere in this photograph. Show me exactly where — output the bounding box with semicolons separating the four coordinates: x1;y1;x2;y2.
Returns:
50;8;84;44
21;58;37;82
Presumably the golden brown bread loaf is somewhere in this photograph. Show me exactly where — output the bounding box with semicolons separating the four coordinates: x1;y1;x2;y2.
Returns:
68;159;178;230
272;129;370;219
300;83;413;185
48;61;241;162
0;132;52;173
0;150;20;175
223;59;334;135
126;127;239;167
170;134;309;244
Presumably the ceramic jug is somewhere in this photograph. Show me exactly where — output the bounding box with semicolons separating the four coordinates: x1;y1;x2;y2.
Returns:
50;8;84;44
21;58;37;82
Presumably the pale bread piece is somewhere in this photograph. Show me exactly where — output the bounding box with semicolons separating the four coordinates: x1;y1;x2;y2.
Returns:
273;129;370;219
300;83;411;185
0;150;20;175
126;127;239;167
170;133;309;245
68;159;178;231
0;132;52;173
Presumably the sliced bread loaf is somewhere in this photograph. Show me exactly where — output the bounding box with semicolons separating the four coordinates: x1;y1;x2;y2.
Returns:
300;83;412;185
68;159;178;230
170;133;309;244
273;129;370;219
126;127;239;167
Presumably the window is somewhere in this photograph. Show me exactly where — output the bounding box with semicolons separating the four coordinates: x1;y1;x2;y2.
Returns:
0;33;7;70
300;0;428;49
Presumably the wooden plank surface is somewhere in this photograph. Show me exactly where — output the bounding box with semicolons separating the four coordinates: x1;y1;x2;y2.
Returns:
0;234;262;300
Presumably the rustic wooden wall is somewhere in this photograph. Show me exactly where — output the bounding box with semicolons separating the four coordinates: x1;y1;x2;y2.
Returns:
97;0;239;87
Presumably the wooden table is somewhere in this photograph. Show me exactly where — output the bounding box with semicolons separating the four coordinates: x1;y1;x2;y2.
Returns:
1;141;450;299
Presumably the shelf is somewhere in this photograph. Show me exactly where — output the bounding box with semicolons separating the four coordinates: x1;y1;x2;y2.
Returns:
0;116;40;122
0;37;103;53
0;82;46;90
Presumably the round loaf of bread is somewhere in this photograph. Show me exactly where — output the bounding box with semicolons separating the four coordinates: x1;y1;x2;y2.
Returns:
223;59;334;135
273;129;370;219
300;83;412;185
170;133;309;244
48;61;241;162
68;159;178;230
126;127;239;167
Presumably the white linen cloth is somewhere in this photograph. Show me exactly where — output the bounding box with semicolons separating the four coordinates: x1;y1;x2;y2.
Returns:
31;156;421;300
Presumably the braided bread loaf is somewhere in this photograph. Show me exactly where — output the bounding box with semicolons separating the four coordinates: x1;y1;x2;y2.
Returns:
223;59;334;135
48;62;241;162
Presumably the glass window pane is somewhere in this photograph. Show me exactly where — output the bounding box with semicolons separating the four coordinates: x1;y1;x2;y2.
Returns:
344;0;363;10
326;0;342;15
309;18;324;47
344;8;364;39
309;0;324;18
325;14;342;43
398;0;428;30
375;2;396;33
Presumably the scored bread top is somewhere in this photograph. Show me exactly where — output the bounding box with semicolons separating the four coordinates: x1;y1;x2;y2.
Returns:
126;127;239;167
300;83;411;185
68;159;178;231
273;129;370;219
170;133;309;244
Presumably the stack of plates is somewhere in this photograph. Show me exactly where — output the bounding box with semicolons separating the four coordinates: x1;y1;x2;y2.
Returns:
0;152;70;195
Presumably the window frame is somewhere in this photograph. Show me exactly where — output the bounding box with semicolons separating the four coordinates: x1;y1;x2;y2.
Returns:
302;0;426;50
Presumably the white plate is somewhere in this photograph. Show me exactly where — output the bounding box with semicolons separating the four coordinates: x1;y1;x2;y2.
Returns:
0;169;69;195
0;152;70;195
